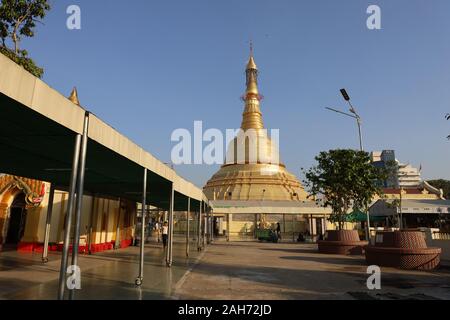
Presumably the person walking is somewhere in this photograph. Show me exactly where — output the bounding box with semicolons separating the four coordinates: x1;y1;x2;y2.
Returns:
162;221;169;249
276;222;282;240
154;221;160;243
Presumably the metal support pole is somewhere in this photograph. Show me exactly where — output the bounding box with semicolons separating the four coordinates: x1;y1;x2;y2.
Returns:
166;183;174;267
87;196;95;255
292;215;295;242
203;216;207;247
197;202;202;251
226;213;230;242
42;184;55;263
254;214;257;239
203;202;206;247
210;208;214;243
186;198;190;257
365;209;371;241
356;118;364;153
206;204;209;243
211;210;214;242
57;134;81;300
399;189;403;230
205;204;209;245
353;110;370;240
356;116;371;241
69;113;89;300
205;203;210;244
135;168;147;286
115;198;122;249
209;207;213;244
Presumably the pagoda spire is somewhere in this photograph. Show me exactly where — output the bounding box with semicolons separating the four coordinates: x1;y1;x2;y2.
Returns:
245;41;259;97
68;87;80;106
241;45;264;130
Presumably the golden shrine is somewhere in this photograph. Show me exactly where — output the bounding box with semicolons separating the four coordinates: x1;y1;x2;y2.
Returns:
203;50;308;202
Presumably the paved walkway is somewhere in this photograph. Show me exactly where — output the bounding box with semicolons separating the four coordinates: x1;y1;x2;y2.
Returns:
1;239;450;300
174;241;450;300
0;237;203;300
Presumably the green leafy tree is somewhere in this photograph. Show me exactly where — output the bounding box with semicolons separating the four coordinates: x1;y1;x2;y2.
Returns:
303;149;386;230
0;0;51;78
428;179;450;199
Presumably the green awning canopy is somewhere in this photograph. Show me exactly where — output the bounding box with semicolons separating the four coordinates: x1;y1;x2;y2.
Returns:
0;70;202;212
345;209;385;222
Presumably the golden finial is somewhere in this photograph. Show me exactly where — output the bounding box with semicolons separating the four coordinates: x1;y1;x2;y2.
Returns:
68;87;80;106
246;40;258;70
245;42;259;96
242;44;263;130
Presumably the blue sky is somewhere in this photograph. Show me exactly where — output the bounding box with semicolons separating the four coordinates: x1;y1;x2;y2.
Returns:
18;0;450;187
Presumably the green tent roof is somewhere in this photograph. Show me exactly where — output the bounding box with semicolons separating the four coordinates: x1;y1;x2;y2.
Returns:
345;209;385;222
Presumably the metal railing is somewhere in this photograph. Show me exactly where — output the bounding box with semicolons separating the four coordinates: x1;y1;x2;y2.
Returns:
432;232;450;240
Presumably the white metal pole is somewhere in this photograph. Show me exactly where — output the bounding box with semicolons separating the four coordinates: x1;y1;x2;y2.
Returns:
135;168;147;286
166;183;174;267
69;112;89;300
197;202;202;251
57;134;81;300
186;197;190;257
42;184;55;263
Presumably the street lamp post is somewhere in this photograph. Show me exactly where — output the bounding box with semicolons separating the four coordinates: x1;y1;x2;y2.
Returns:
326;89;364;152
399;187;404;230
326;89;370;241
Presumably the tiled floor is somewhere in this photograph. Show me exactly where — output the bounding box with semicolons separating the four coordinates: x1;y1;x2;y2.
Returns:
0;237;203;300
1;239;450;300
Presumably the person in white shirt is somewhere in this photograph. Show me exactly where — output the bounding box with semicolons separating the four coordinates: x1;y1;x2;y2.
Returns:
154;222;160;242
162;221;169;248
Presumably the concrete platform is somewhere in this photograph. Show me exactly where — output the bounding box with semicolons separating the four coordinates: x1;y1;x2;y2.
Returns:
0;238;203;300
1;240;450;300
174;241;450;300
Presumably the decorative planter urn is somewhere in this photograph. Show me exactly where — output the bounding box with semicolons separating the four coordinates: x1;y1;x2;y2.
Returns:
318;230;368;255
365;231;441;270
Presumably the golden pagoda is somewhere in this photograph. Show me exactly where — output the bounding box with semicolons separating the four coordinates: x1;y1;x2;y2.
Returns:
203;49;308;201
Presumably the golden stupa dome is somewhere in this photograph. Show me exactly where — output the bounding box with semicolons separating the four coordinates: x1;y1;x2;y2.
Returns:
203;50;308;201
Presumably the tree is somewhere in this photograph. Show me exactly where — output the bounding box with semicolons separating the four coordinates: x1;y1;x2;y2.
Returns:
303;149;386;230
428;179;450;199
0;0;50;78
